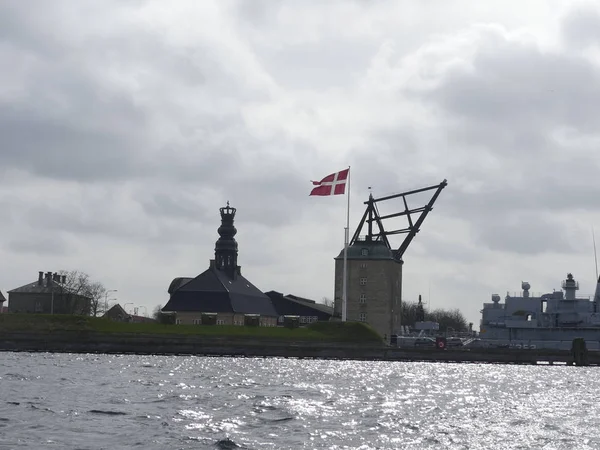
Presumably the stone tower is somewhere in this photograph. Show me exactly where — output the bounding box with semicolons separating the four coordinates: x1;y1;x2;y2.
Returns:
334;180;447;339
334;238;402;338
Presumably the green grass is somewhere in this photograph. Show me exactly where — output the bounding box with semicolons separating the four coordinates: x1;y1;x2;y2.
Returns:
0;314;382;343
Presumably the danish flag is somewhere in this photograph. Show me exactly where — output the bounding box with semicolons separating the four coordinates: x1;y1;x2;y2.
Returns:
309;168;349;196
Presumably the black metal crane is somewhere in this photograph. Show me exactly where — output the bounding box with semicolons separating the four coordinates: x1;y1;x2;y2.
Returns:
350;179;448;261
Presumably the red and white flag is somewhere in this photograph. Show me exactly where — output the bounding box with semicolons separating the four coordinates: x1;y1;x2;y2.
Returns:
309;168;349;196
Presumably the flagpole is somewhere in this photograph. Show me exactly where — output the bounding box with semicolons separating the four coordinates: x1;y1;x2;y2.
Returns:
342;166;350;322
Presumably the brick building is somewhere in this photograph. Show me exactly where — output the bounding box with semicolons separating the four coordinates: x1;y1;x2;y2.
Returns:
8;271;91;315
334;238;402;338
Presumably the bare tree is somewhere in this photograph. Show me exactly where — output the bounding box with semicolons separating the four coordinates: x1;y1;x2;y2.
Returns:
321;297;334;308
87;281;107;317
152;304;163;320
57;270;107;316
401;300;469;332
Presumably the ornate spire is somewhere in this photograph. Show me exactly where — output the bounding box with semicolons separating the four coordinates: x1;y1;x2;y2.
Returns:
215;201;238;276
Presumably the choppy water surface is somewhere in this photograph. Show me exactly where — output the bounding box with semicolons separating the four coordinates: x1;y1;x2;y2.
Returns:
1;353;599;449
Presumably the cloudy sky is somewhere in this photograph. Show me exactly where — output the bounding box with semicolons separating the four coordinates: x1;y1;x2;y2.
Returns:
2;0;600;325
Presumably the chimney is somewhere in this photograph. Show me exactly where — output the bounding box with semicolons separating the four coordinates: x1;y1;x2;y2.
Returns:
38;271;44;286
46;272;52;287
53;273;59;282
61;275;66;284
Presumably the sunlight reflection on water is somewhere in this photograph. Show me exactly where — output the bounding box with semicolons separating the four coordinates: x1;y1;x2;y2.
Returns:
0;353;599;449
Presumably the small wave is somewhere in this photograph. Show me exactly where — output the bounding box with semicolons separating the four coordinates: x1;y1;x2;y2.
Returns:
6;402;20;406
29;405;54;413
4;373;31;381
214;438;247;449
259;416;294;423
253;405;277;412
88;410;128;416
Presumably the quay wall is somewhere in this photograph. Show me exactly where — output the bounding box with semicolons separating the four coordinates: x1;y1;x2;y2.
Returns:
1;331;599;365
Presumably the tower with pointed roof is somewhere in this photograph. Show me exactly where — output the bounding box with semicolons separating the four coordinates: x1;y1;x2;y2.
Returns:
163;202;278;325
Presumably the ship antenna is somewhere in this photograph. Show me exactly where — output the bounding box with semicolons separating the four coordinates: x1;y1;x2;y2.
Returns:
593;225;598;280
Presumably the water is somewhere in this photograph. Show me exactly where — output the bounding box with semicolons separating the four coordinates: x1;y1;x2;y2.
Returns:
0;353;599;449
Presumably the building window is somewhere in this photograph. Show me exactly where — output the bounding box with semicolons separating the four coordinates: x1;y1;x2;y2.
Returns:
359;313;367;322
361;248;369;256
360;277;367;286
35;302;42;313
359;293;366;304
192;319;201;325
217;319;225;325
360;263;367;269
175;319;182;325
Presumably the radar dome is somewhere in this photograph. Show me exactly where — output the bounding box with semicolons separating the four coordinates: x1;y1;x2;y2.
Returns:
491;294;501;303
522;281;531;290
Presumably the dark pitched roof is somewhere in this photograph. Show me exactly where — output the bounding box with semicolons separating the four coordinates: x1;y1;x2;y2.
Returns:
0;291;6;303
104;304;129;318
283;294;334;314
163;267;277;316
265;291;333;319
9;279;66;294
8;279;89;297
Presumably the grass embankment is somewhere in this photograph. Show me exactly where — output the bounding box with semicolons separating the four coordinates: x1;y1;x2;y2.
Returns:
0;314;382;343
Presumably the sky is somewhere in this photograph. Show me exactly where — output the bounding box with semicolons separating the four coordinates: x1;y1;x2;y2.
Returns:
2;0;600;326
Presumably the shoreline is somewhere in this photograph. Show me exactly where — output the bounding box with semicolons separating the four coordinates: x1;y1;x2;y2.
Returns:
1;331;597;365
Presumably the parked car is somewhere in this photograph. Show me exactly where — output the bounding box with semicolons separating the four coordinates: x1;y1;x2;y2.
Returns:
414;337;436;348
446;337;464;347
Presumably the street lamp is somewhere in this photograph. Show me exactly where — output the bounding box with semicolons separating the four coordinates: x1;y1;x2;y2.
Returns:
104;289;117;313
138;305;148;317
124;302;133;315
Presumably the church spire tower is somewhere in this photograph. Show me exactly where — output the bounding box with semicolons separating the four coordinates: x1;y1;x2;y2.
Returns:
215;201;238;277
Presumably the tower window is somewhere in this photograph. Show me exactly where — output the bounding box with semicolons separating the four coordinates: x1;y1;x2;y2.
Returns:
360;277;367;286
361;248;369;256
360;263;367;269
359;293;366;304
359;312;367;322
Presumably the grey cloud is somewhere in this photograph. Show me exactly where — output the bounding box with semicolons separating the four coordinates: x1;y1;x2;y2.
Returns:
415;28;600;151
441;162;600;217
137;191;209;222
412;233;480;263
473;213;573;254
231;0;284;25
22;203;138;239
438;50;600;128
6;233;70;256
258;39;379;90
562;4;600;47
0;105;142;181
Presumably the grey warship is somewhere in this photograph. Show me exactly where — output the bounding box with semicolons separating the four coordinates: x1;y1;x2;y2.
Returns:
479;273;600;350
